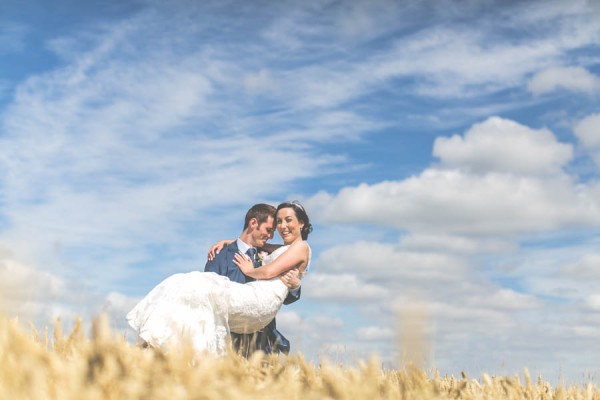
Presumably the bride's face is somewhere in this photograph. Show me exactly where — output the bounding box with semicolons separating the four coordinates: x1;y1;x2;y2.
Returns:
276;207;304;244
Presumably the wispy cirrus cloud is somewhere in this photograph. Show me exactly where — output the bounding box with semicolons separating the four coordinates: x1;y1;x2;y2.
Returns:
528;66;600;95
0;2;385;310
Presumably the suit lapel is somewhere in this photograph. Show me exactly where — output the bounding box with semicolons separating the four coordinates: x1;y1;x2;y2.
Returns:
226;242;239;269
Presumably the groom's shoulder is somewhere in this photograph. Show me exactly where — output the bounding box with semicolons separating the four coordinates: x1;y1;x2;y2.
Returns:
223;241;239;253
205;242;238;271
214;242;238;261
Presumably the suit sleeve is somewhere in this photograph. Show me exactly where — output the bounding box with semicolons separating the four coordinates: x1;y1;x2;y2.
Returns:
283;286;301;305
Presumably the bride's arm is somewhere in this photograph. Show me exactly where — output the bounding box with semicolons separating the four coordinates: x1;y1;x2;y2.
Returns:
233;242;309;280
207;239;235;261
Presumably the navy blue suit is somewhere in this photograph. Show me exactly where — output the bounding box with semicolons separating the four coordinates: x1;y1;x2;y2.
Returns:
204;241;300;355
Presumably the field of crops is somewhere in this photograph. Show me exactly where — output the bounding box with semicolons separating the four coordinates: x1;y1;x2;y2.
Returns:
1;314;598;400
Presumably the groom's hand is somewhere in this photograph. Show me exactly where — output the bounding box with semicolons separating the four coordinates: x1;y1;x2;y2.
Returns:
279;268;301;290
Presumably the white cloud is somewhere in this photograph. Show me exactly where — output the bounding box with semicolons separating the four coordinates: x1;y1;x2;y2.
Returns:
486;240;600;309
309;117;600;236
244;69;277;94
229;0;600;113
368;0;600;99
573;112;600;167
310;169;599;236
559;253;600;279
583;294;600;312
276;310;305;327
276;310;349;358
574;113;600;147
101;291;141;331
0;255;64;302
569;325;600;338
271;111;384;143
512;0;596;23
476;288;542;311
314;241;469;282
377;30;551;98
0;251;68;324
356;326;394;341
304;273;390;301
312;315;344;330
0;246;133;334
399;233;516;254
102;291;139;314
0;10;364;296
301;237;544;365
298;111;600;379
528;66;600;95
434;117;573;175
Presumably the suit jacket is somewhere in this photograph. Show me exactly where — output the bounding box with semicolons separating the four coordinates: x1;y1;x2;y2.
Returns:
204;241;300;354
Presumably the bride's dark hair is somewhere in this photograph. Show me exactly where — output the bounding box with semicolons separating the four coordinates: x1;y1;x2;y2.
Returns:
276;201;313;240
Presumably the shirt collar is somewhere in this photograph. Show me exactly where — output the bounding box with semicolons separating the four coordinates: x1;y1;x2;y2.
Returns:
236;238;253;255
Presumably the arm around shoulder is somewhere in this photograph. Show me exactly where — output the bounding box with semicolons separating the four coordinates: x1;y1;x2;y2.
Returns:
235;241;309;280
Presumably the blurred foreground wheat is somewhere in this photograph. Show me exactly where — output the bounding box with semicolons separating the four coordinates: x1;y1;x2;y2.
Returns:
0;314;598;400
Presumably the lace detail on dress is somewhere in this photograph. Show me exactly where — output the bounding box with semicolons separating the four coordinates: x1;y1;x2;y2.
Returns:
126;272;233;355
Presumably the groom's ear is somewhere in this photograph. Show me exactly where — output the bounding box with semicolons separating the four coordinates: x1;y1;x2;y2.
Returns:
248;217;258;230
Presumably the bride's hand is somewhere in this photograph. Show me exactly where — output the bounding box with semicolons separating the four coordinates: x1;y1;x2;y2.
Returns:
233;252;254;274
207;239;235;261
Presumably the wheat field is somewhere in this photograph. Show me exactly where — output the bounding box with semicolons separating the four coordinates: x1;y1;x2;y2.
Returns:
0;314;598;400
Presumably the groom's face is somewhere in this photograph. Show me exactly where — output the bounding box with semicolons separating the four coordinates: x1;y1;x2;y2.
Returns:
251;216;275;247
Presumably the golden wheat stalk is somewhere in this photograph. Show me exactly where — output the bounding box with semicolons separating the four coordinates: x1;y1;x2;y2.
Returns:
0;314;597;399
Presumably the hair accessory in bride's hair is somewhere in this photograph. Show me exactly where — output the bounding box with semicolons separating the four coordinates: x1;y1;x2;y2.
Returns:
282;200;305;211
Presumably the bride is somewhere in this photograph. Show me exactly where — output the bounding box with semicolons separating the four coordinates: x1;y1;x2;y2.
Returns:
126;201;312;355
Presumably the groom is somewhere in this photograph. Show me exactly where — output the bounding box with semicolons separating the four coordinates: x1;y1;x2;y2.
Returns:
204;203;301;356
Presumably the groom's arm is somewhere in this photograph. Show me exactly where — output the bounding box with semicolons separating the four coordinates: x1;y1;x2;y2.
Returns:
283;287;301;305
259;243;283;254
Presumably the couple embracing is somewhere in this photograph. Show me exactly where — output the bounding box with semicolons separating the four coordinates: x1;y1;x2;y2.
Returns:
127;201;312;356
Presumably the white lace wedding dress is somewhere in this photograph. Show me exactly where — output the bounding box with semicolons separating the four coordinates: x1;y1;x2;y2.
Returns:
126;245;308;355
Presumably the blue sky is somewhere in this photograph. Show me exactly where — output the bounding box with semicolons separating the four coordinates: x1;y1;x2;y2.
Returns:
1;0;600;384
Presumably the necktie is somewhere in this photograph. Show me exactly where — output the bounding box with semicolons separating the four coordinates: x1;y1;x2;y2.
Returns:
246;248;257;267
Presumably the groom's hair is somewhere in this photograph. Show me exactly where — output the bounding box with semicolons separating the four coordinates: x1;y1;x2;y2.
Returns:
244;203;276;229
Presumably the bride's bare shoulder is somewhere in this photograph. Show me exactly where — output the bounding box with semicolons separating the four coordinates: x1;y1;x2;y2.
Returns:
290;240;310;254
